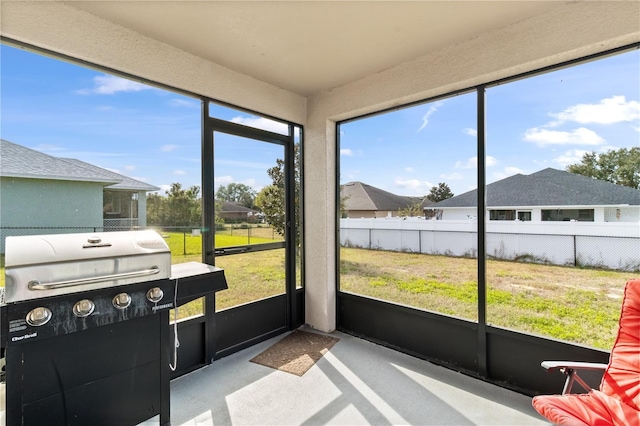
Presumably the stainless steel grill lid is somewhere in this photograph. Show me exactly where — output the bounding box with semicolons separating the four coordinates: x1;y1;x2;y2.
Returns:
4;230;171;303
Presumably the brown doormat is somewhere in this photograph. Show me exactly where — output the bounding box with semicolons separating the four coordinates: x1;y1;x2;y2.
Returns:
250;329;340;376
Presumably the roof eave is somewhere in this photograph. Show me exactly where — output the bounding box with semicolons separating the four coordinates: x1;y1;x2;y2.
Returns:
0;172;120;185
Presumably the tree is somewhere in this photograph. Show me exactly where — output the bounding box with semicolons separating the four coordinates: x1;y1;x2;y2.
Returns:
339;185;350;218
147;183;202;227
398;199;425;217
215;182;257;208
427;182;454;202
255;143;300;242
567;147;640;189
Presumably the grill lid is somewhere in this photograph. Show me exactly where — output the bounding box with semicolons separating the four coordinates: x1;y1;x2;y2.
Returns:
4;230;171;303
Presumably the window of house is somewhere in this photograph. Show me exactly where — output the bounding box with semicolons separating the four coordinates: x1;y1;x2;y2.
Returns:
542;209;594;222
517;211;532;221
103;191;122;215
489;210;515;220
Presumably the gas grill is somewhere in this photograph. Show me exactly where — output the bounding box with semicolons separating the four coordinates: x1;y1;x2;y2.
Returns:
1;230;175;425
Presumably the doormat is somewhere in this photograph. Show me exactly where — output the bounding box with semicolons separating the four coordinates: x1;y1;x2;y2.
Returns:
250;329;340;376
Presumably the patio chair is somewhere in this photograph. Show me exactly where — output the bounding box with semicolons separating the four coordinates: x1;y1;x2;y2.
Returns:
532;278;640;426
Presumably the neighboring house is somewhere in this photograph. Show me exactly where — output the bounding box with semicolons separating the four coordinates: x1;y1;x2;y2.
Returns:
218;201;261;223
427;168;640;222
341;181;420;218
0;139;159;251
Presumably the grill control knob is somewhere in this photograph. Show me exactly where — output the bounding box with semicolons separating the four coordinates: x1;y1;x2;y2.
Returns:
26;307;52;327
146;287;164;303
73;299;95;318
112;293;132;310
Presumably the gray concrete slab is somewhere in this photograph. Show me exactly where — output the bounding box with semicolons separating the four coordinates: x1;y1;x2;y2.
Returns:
164;327;549;426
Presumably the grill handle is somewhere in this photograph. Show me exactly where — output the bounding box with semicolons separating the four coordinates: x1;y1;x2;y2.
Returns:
28;266;161;291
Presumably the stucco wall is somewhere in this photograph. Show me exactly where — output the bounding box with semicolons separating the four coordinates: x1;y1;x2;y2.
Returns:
0;177;104;252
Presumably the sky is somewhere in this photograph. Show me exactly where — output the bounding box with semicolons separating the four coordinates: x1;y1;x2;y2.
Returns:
340;49;640;196
1;44;639;198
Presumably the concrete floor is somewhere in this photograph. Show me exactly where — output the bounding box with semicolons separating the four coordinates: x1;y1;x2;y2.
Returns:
163;327;549;426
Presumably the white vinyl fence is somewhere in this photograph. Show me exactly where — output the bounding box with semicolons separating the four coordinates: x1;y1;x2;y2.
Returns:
340;218;640;271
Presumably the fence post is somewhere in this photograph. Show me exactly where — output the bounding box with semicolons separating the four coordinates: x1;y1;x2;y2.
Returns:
574;235;577;267
248;225;251;245
184;230;187;256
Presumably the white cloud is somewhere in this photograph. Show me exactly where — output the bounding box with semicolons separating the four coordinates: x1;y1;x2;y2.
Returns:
230;116;289;134
440;172;463;180
463;128;477;137
77;74;153;95
123;165;136;172
455;156;497;169
161;144;179;152
492;166;524;181
394;178;434;195
417;102;443;132
173;170;187;175
523;127;604;147
552;149;589;167
214;175;233;188
159;184;172;194
168;98;199;108
405;167;414;173
35;144;65;152
549;96;640;126
340;149;354;156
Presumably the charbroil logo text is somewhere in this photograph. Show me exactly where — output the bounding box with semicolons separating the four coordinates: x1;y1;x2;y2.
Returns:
12;332;37;342
152;303;173;312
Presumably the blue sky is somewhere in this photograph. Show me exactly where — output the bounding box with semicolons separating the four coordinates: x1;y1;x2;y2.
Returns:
340;49;640;196
1;44;639;198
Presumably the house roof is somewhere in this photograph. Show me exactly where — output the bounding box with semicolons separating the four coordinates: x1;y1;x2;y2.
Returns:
219;201;258;214
63;158;159;191
0;139;158;191
341;182;416;212
432;168;640;208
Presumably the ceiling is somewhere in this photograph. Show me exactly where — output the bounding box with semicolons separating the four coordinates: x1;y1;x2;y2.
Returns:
64;1;569;97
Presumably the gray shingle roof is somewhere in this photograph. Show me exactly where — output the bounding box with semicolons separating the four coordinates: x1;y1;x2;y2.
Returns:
63;158;159;191
220;201;258;213
341;181;416;211
1;139;118;184
0;139;158;191
433;168;640;208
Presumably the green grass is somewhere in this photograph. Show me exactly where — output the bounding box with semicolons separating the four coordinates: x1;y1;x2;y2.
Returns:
340;247;628;349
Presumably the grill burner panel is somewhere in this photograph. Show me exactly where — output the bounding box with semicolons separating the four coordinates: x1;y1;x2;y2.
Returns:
5;278;175;343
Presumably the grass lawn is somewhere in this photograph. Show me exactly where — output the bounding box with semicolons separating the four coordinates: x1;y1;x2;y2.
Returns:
340;247;631;350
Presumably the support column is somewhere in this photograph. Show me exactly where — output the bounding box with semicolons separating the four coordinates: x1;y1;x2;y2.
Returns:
303;115;337;333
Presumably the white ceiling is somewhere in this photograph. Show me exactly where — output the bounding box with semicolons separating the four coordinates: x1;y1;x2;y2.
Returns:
65;1;569;97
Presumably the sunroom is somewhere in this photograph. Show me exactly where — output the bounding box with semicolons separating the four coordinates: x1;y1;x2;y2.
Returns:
1;1;639;425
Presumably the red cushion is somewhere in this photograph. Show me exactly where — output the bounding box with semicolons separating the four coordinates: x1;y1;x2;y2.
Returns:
532;391;640;426
600;279;640;411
